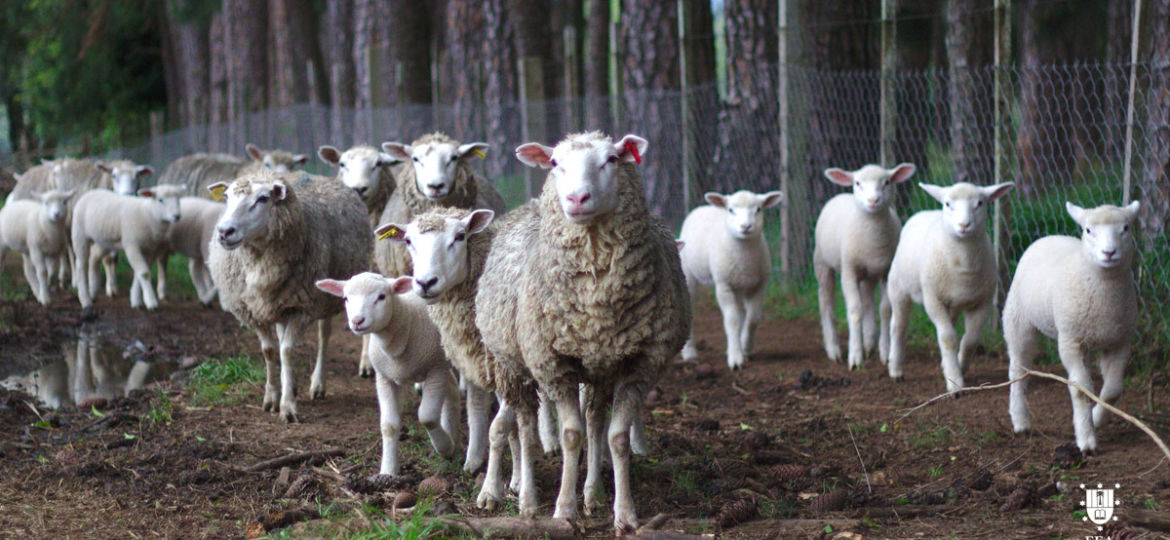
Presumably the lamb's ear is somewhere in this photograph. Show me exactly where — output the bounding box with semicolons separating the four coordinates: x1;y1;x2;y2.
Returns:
615;134;649;164
208;182;228;202
377;152;400;166
245;143;263;161
381;142;412;161
760;190;784;208
292;154;310;166
96;162;113;174
704;192;727;208
919;183;947;204
515;143;555;169
375;222;407;242
458;142;489;160
270;182;288;202
823;168;853;186
675;239;685;251
318;146;341;165
136;165;154;177
61;189;76;200
889;162;917;184
315;279;345;297
137;188;156;198
463;209;495;234
1124;200;1141;221
12;173;23;183
983;182;1015;202
390;276;414;295
1066;202;1087;226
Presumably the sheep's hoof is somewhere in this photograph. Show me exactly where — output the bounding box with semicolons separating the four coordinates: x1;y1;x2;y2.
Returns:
518;501;539;519
890;375;904;382
462;456;486;474
613;512;639;535
358;366;374;378
1080;447;1098;457
310;385;325;400
280;410;299;423
262;399;276;412
476;489;502;510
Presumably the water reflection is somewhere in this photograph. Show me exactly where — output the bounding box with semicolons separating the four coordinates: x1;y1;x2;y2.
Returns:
0;331;178;409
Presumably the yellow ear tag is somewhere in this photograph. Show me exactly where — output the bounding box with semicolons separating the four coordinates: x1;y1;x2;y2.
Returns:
472;149;487;160
377;226;399;241
209;185;226;202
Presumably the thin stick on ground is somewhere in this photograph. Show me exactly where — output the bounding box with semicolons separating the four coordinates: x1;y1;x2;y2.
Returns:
846;423;871;494
894;375;1026;425
244;448;346;472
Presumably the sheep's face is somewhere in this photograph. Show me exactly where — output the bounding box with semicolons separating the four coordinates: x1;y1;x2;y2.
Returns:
319;146;398;202
824;163;916;214
383;140;489;201
920;182;1014;239
212;179;287;250
377;209;494;303
247;143;309;174
96;162;154;196
37;189;75;223
138;184;185;224
316;273;413;335
705;190;784;240
1067;201;1140;269
515;133;649;224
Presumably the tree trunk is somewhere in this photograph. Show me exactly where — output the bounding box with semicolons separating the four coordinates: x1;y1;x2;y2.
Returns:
445;0;485;141
158;4;182;127
685;0;718;197
209;12;229;150
386;0;433;137
622;0;682;221
269;0;320;107
352;0;375;142
584;0;611;132
1142;0;1170;240
482;0;519;179
508;0;559;142
946;0;992;184
323;0;355;144
223;0;268;149
1105;0;1133;158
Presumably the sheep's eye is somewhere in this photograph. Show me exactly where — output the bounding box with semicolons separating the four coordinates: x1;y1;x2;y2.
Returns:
854;182;861;187
404;237;412;246
264;162;272;169
412;157;420;163
756;207;761;214
256;195;269;204
1123;225;1130;232
550;159;558;168
377;293;386;301
342;296;348;302
454;232;465;242
607;155;618;164
1086;228;1092;235
945;202;951;208
449;156;457;164
975;200;983;208
339;162;347;169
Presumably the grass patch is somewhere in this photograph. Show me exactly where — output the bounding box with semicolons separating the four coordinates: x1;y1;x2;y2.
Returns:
111;252;199;303
143;389;174;424
188;355;264;406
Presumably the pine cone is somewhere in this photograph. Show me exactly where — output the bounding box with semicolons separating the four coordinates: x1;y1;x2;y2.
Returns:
716;496;759;529
345;473;411;494
1100;522;1137;540
418;476;451;497
752;450;790;466
772;464;809;483
1052;443;1084;470
999;481;1036;512
966;468;993;491
282;473;318;500
808;489;850;514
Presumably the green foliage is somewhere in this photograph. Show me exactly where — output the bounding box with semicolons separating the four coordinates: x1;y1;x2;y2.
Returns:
188;355;264;406
144;389;174;424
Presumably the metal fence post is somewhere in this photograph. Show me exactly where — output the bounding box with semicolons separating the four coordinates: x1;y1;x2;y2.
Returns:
1123;0;1144;206
993;0;1012;326
778;0;791;281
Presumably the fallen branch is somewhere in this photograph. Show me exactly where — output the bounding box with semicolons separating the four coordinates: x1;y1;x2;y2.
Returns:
731;381;754;396
245;449;346;473
435;517;582;540
1124;508;1170;533
894;375;1026;425
637;513;669;531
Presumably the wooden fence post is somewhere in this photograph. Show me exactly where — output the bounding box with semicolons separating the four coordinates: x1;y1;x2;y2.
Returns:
1123;0;1144;206
993;0;1012;324
880;0;897;169
778;0;791;282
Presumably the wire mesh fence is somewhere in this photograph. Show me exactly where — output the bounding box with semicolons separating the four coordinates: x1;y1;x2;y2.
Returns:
7;60;1168;360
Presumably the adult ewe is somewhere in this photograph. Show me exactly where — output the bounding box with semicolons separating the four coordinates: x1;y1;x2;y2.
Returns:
208;171;371;422
482;132;690;532
1005;201;1140;453
814;163;916;369
158;143;309;197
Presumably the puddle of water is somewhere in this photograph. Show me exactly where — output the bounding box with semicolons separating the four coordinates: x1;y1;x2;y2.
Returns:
0;330;179;409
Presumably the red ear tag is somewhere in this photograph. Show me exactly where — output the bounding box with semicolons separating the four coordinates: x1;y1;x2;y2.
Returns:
625;141;642;165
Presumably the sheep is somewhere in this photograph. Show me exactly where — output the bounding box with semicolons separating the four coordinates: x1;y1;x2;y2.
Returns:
71;184;186;311
375;133;506;278
813;163;917;369
480;132;690;532
679;190;784;370
886;182;1015;391
376;207;517;503
0;190;74;305
316;272;460;475
207;171;371;422
1005;201;1140;454
157;143;309;198
157;197;224;305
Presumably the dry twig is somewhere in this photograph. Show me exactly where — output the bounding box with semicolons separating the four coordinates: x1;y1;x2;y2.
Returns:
846;424;871;494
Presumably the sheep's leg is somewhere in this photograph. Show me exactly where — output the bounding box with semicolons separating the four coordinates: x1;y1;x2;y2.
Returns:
463;384;490;473
959;301;993;374
418;371;456;460
538;392;559;455
153;255;166;301
740;285;765;359
584;383;612;515
310;318;329;399
609;381;641;534
187;258;208;305
508;428;521;492
86;248;102;300
1093;345;1129;428
357;335;374;378
20;255;42;305
840;269;865;369
73;237;93;309
476;401;514;510
374;372;402;475
125;360;151;395
887;287;911;381
878;281;892;363
630;398;649;456
514;408;540;518
1007;323;1039;433
102;252;118;297
256;326;280;413
129;270;143;308
31;249;51;305
439;370;462;453
552;386;584;519
815;256;841;362
1059;336;1098;453
924;295;962;391
275;320;303;423
859;278;878;359
715;282;746;370
681;275;701;361
123;246;158;310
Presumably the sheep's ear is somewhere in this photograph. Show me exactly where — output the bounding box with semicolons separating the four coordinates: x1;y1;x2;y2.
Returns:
675;239;685;251
983;182;1015;202
96;162;113;174
390;276;414;295
889;163;917;184
704;192;727;208
919;183;947;204
760;190;784;208
381;142;412;161
1124;200;1141;221
292;154;310;166
823;168;853;186
137;188;156;198
318;146;341;165
61;189;76;200
12;173;23;183
458;142;489;160
464;209;495;234
315;279;345;297
377;152;400;166
270;182;288;202
1066;202;1087;226
515;143;555;169
208;182;228;202
245;143;263;161
375;223;407;242
136;165;154;177
615;134;649;164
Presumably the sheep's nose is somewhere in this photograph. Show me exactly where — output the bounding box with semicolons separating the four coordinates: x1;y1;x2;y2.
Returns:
867;197;879;205
351;316;366;328
355;186;368;196
217;226;236;239
416;276;439;293
427;183;445;191
566;193;591;206
1103;249;1117;258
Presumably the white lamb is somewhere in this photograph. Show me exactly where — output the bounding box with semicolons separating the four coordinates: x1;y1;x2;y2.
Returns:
71;185;186;311
679;190;784;370
0;190;74;305
1005;201;1140;453
159;197;224;305
813;163;917;369
887;182;1014;391
316;272;460;475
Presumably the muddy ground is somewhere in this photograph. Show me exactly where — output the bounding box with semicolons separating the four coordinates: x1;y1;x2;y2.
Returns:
1;291;1168;540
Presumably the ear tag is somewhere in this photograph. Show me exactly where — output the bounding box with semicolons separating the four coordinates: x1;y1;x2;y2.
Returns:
625;141;642;165
377;226;399;241
472;148;487;160
209;185;226;202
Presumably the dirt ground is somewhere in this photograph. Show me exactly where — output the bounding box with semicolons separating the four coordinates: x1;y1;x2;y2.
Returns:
1;292;1168;540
